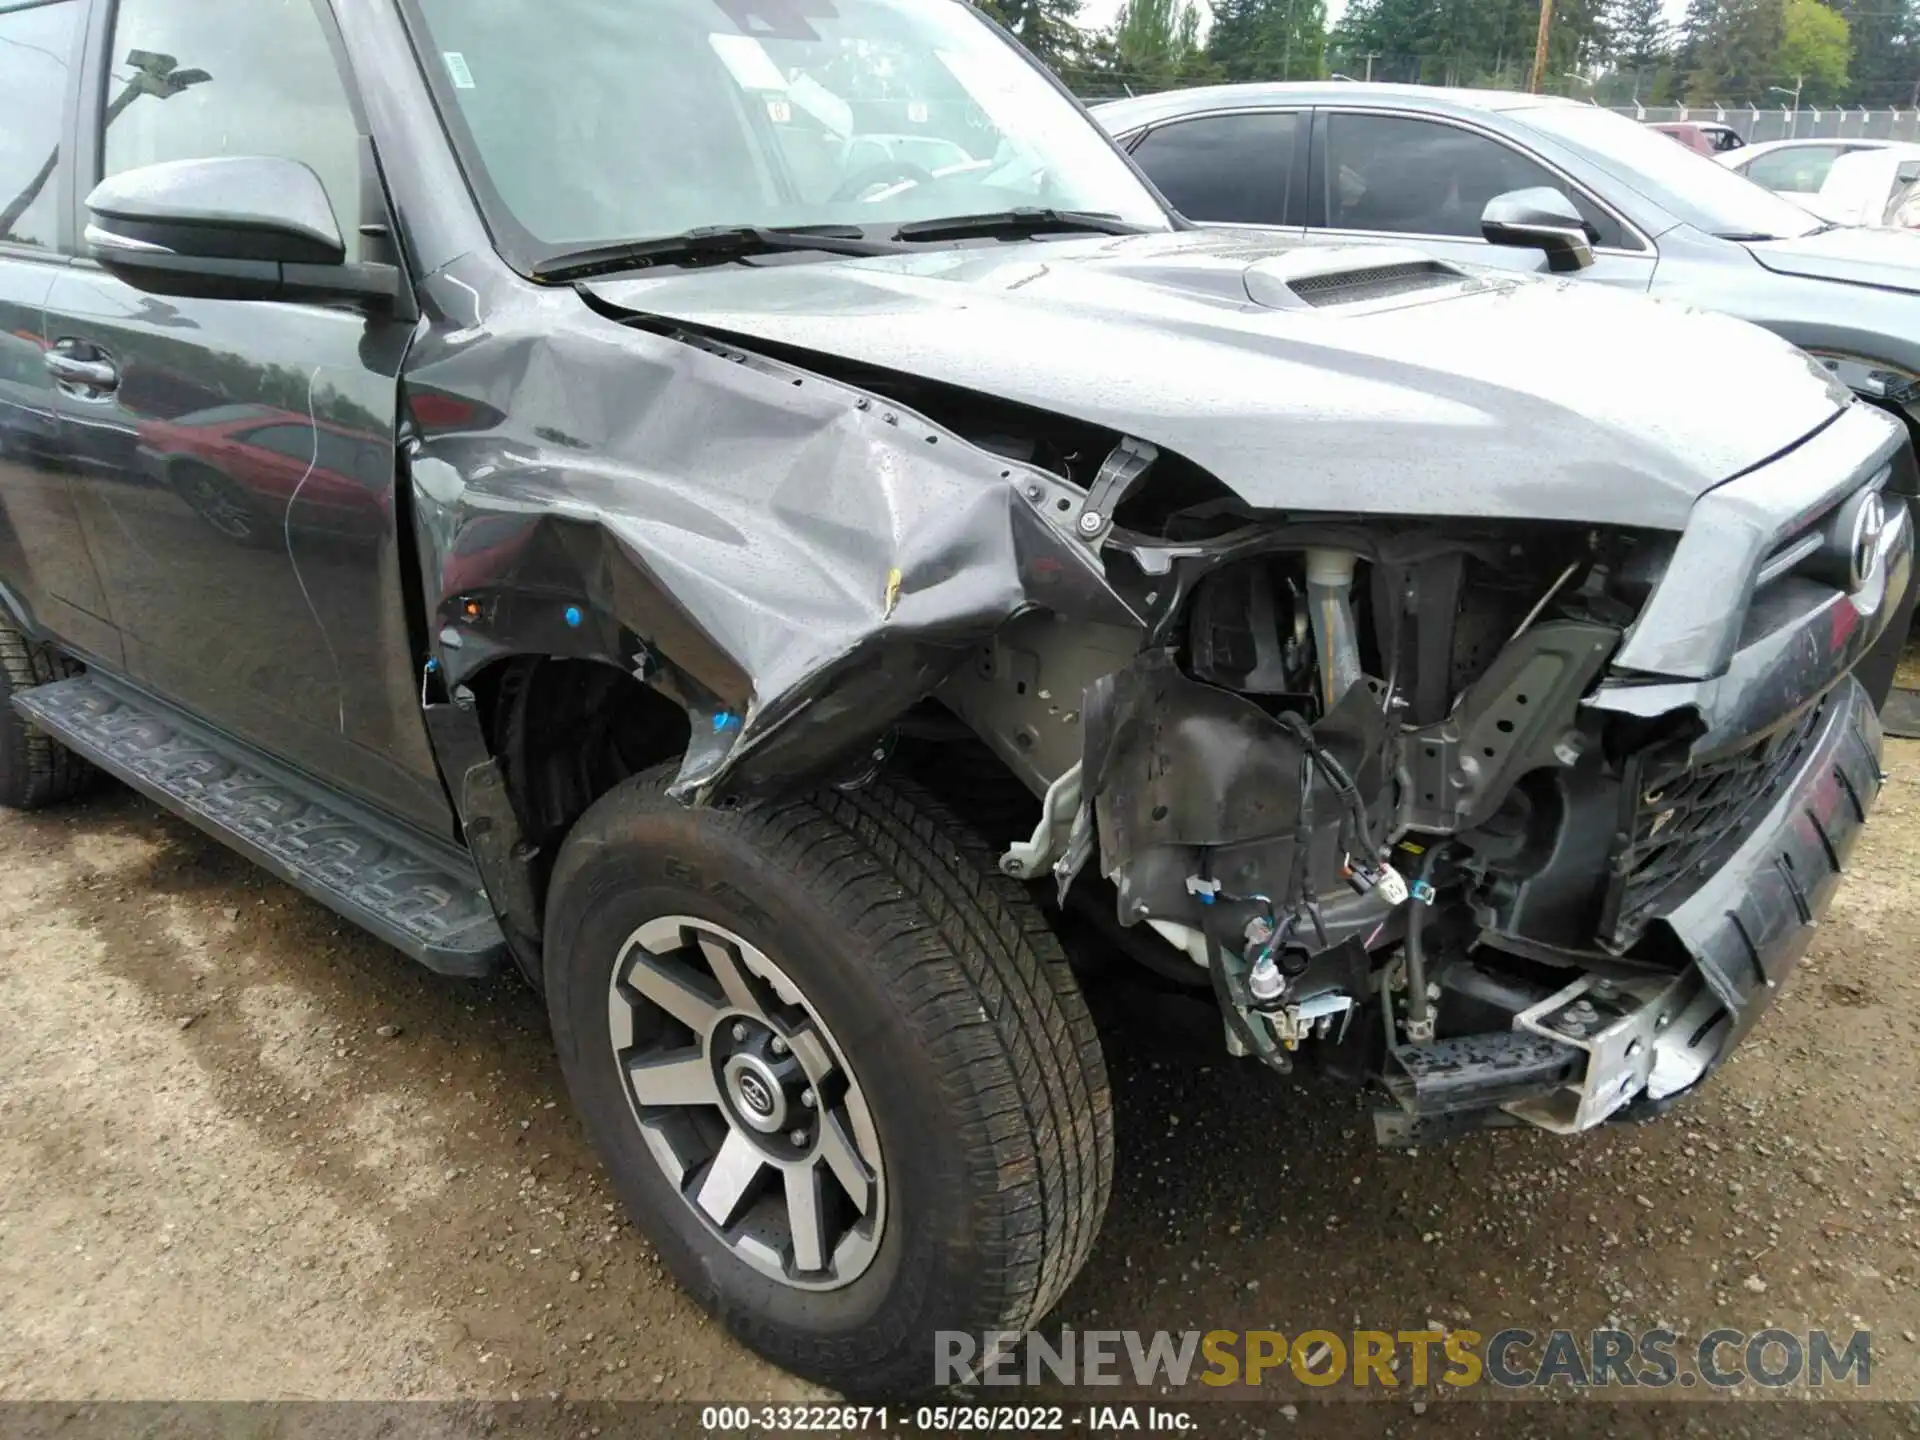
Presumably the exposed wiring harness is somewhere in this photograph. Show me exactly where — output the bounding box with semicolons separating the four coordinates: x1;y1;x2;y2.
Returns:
1190;712;1387;969
1268;710;1385;963
1188;710;1394;1072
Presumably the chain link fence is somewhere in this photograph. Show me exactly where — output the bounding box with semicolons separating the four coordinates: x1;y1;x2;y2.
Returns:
1603;104;1920;145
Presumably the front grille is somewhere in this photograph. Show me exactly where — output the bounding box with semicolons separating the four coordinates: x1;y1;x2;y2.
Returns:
1607;699;1826;940
1754;463;1893;592
1287;261;1456;308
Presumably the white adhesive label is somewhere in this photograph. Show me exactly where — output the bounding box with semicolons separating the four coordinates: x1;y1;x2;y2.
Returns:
443;52;475;89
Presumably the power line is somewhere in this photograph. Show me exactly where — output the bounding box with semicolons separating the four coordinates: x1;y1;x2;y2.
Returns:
0;30;69;67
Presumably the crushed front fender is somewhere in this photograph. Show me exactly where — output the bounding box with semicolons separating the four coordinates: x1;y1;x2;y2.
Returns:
402;259;1141;802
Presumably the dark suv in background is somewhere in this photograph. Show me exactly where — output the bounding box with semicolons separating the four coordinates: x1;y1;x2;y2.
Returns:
2;0;1912;1395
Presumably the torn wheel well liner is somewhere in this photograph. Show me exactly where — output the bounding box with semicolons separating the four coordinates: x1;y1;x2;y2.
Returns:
470;654;692;857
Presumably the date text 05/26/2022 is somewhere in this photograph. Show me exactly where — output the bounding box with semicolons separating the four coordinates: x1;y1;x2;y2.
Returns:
700;1405;1193;1432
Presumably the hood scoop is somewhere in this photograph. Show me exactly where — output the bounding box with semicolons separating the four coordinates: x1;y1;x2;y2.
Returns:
1244;247;1468;311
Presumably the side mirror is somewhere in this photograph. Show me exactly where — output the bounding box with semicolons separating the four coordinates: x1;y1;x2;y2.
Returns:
1480;186;1595;273
85;156;399;305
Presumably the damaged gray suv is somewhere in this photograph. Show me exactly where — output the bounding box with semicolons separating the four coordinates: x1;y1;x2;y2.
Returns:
0;0;1913;1395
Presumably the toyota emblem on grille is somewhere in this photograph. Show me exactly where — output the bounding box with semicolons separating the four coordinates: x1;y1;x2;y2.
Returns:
1849;491;1887;591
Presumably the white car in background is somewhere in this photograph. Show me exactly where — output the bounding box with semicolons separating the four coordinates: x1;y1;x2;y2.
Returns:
1807;146;1920;230
1718;137;1895;209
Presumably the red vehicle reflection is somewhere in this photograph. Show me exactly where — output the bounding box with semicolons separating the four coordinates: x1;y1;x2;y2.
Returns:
135;403;389;545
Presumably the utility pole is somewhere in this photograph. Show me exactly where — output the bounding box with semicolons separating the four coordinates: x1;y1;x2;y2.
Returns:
1361;50;1377;81
0;150;58;243
0;50;208;241
1769;76;1803;139
1528;0;1553;94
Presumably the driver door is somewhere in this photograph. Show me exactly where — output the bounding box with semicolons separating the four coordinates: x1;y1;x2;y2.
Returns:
43;0;453;836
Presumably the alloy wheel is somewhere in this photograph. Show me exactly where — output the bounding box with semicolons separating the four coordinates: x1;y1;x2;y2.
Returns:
607;915;886;1289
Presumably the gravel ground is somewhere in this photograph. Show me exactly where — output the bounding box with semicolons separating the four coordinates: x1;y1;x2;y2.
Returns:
1;688;1917;1431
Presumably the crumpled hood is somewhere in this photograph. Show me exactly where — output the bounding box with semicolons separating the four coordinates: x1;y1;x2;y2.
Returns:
1746;224;1920;293
584;229;1848;530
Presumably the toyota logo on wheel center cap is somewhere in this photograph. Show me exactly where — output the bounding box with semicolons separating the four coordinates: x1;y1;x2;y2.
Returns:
736;1071;775;1117
722;1051;790;1133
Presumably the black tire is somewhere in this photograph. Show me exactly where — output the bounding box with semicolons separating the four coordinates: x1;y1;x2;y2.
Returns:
0;621;94;810
893;735;1042;850
545;768;1113;1394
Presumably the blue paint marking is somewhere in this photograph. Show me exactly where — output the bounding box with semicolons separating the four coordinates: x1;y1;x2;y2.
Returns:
713;712;740;733
564;605;584;628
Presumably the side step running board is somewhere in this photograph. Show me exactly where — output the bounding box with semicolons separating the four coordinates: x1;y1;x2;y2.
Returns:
16;673;507;977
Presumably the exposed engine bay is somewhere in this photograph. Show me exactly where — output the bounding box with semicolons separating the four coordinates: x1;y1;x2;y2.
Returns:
918;431;1905;1147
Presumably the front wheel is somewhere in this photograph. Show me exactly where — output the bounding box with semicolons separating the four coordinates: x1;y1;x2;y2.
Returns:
544;769;1113;1394
0;618;94;810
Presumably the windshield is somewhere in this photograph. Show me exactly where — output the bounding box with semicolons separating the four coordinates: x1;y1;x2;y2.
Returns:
1520;104;1823;241
403;0;1169;270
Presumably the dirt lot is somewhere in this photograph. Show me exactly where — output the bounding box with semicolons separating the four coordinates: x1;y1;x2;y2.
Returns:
2;700;1917;1429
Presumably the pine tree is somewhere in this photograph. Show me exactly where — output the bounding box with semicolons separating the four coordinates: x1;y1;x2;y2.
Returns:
1207;0;1329;83
1332;0;1452;81
977;0;1087;74
1834;0;1919;105
1105;0;1216;89
1683;0;1790;102
1673;0;1721;86
1603;0;1671;69
1334;0;1605;87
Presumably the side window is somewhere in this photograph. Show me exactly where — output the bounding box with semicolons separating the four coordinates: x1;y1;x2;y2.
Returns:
1130;113;1298;227
101;0;363;260
0;0;83;250
239;422;316;457
243;422;382;483
1890;167;1920;229
1744;146;1842;194
1323;113;1627;250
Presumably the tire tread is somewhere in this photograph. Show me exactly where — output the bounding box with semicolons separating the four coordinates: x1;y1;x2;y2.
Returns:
548;767;1113;1388
0;624;95;810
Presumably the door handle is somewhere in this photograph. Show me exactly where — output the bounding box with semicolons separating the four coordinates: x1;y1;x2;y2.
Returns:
44;350;120;393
